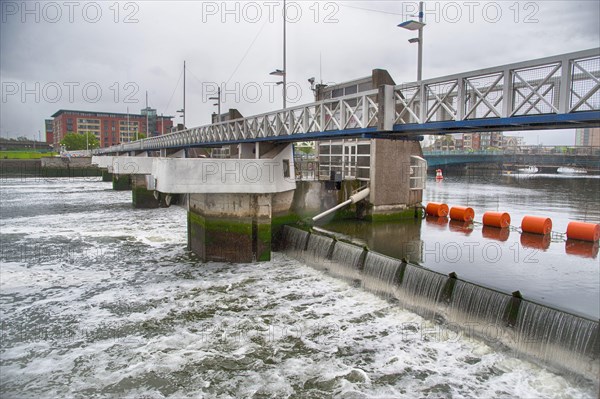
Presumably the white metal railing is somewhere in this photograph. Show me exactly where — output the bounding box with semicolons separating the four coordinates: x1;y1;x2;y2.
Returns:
393;48;600;125
95;49;599;155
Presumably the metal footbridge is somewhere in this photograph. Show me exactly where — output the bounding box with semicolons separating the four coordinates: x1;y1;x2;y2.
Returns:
96;49;600;154
424;147;600;171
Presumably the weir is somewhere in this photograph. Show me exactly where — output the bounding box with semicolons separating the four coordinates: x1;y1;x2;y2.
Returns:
361;252;405;298
328;241;366;281
280;225;600;383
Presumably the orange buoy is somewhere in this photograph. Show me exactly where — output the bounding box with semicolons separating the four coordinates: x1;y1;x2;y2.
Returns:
482;211;511;228
566;221;600;242
521;216;552;235
425;202;449;217
435;169;444;180
520;232;551;250
565;239;599;258
482;225;510;241
449;206;475;222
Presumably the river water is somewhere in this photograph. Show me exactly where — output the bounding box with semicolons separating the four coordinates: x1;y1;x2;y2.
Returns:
0;176;598;398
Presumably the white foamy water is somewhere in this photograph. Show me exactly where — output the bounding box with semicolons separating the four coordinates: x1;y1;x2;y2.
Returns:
0;178;597;398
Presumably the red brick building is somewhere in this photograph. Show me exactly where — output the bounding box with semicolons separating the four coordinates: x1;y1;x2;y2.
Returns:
45;119;54;145
51;109;174;149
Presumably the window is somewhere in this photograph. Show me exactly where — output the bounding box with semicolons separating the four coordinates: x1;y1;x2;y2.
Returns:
344;85;358;95
332;88;343;98
283;159;290;178
410;156;427;190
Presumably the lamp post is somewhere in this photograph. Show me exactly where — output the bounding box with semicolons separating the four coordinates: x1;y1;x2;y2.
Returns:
398;1;425;82
209;87;221;122
269;0;287;109
269;69;286;108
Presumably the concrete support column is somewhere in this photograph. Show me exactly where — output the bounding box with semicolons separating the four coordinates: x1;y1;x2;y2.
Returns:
271;190;298;251
368;138;424;221
112;174;132;191
102;170;113;182
188;193;273;263
132;174;160;208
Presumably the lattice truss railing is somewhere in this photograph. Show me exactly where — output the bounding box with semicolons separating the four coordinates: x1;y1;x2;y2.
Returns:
113;90;380;153
570;56;600;112
393;49;600;124
97;49;598;154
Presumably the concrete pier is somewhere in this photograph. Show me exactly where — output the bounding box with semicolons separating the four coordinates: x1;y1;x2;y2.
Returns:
369;139;424;220
112;174;132;191
132;174;160;208
188;193;273;262
151;143;296;263
102;170;113;182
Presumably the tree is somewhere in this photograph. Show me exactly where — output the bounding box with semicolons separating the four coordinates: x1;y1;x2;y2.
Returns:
60;132;100;151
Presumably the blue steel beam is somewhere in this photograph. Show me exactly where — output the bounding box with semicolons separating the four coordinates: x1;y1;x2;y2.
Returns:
392;111;600;135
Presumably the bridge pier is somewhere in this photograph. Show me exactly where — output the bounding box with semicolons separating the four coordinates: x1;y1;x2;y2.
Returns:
102;170;113;182
188;193;274;262
131;174;160;208
150;143;296;263
368;139;424;220
112;174;132;191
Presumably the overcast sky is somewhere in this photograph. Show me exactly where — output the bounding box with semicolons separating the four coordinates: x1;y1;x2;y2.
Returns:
1;0;599;145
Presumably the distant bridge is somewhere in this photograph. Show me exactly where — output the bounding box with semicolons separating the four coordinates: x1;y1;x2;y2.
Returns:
424;147;600;172
95;48;600;154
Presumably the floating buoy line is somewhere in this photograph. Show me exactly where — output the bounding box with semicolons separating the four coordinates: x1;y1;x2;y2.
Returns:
424;202;600;257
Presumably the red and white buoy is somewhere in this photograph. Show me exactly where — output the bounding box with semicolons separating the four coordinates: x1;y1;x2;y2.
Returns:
435;168;444;180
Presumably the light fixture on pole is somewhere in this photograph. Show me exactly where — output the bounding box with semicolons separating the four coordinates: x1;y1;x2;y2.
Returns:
269;69;286;108
398;1;425;82
208;87;222;122
177;108;185;130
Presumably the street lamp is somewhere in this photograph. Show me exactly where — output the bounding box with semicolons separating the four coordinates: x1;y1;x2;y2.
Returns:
209;87;221;123
177;108;185;130
269;69;286;108
398;1;425;82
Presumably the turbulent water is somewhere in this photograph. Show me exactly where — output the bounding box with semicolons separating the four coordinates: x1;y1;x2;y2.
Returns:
1;178;598;398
